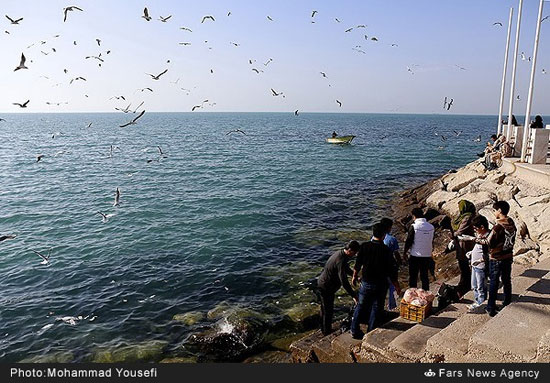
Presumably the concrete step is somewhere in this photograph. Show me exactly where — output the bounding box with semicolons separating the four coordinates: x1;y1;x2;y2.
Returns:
467;257;550;362
423;264;531;362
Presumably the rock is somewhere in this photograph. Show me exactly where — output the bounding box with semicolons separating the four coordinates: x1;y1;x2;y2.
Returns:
284;303;320;328
269;331;315;352
18;351;74;363
536;330;550;362
426;190;457;210
243;351;292;363
429;215;451;230
173;311;205;326
91;340;168;363
513;250;541;266
487;172;507;185
446;169;485;192
514;237;539;257
159;357;197;363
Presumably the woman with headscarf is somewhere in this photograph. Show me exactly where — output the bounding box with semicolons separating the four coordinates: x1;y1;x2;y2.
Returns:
451;200;476;298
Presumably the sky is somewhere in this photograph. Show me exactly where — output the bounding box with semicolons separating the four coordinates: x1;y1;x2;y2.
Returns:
0;0;549;115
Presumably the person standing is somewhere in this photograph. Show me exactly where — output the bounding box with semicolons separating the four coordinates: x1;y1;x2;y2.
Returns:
350;224;400;339
317;241;360;335
466;215;490;311
474;201;516;317
403;208;435;291
451;200;476;298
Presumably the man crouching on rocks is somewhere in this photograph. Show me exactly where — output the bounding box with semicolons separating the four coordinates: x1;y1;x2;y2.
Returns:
350;224;401;340
317;240;360;335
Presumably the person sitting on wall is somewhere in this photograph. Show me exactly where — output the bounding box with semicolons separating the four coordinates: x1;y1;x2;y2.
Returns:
530;115;544;129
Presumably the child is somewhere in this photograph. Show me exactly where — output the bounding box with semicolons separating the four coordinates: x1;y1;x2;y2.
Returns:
463;215;490;311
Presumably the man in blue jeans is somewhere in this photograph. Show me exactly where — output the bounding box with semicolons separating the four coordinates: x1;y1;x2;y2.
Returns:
350;223;401;339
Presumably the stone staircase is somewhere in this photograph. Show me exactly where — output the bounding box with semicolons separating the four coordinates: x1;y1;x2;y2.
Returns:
290;257;550;363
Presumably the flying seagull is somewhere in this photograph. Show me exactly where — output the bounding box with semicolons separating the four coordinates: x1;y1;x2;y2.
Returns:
443;97;448;110
146;69;168;80
180;27;192;32
113;187;120;207
371;37;378;41
14;53;28;71
63;6;83;22
335;18;341;23
0;234;16;242
473;135;481;142
32;249;51;265
36;154;44;162
493;22;503;26
137;87;153;92
159;15;172;22
201;15;215;23
294;110;299;116
447;98;454;111
5;15;23;24
345;27;353;32
264;58;273;66
267;16;274;21
191;105;202;111
96;211;114;223
320;72;327;78
453;130;462;137
13;100;30;108
179;42;191;45
356;24;367;28
119;110;145;127
542;15;549;23
336;100;342;107
311;10;318;18
226;129;247;135
142;7;152;21
271;88;283;96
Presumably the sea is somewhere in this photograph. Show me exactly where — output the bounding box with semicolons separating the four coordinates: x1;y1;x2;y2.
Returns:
0;112;497;362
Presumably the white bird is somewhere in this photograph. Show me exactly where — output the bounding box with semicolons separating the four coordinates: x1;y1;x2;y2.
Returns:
180;27;192;32
113;188;120;207
226;129;247;136
63;6;83;22
493;22;503;27
0;234;16;242
96;211;114;223
159;15;172;22
14;53;28;71
119;110;145;127
32;249;51;265
271;88;283;97
336;100;342;107
453;130;462;137
157;146;168;157
142;7;152;21
201;15;215;23
5;15;23;24
521;52;526;61
146;69;168;80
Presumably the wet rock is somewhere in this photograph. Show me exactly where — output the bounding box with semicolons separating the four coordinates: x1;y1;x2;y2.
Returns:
19;351;74;363
284;302;320;326
173;311;205;326
243;350;292;363
91;340;168;363
159;356;197;363
187;316;269;362
269;331;316;352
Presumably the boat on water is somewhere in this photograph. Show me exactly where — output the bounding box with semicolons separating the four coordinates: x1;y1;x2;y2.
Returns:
326;135;356;144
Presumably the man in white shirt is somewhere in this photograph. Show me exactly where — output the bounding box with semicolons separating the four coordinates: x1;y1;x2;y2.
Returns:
403;208;435;290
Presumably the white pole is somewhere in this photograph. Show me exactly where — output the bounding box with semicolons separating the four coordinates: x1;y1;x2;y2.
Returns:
497;7;514;136
521;0;545;162
506;0;523;140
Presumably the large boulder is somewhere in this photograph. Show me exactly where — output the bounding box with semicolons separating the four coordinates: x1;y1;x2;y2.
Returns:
513;250;541;266
91;340;168;363
446;169;486;192
173;311;205;326
426;190;458;210
440;191;495;218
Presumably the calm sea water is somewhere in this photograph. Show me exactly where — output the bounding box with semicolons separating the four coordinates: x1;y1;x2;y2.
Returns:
0;113;495;362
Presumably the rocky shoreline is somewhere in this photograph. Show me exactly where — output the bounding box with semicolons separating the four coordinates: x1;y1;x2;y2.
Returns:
287;158;550;363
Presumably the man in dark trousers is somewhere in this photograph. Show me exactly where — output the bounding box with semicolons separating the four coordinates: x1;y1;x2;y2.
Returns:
350;224;400;339
403;207;435;291
317;240;360;335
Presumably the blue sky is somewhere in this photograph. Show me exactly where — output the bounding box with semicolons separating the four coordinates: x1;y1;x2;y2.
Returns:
0;0;549;114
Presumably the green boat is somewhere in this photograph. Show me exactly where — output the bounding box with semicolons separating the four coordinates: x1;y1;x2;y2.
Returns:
326;135;356;144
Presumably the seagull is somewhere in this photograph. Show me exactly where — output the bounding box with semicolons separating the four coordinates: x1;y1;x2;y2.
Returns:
36;154;44;162
146;69;168;80
227;11;232;16
320;72;328;78
13;100;30;108
32;249;51;265
142;7;152;21
336;100;342;107
271;88;283;96
191;105;201;111
14;53;28;71
443;97;448;110
230;42;240;47
371;37;378;41
226;129;247;135
335;18;341;23
137;87;153;92
201;15;215;23
516;95;521;101
407;66;414;74
86;122;92;128
63;6;83;22
133;101;144;113
85;54;104;62
493;22;503;26
391;43;399;47
455;64;467;70
543;69;547;74
356;24;367;28
159;15;172;22
0;234;16;242
69;76;86;84
96;211;114;223
113;188;120;207
474;135;481;142
311;10;318;18
109;95;126;100
179;42;191;45
109;145;120;157
264;58;273;66
267;16;274;21
115;103;132;113
440;135;447;141
521;52;526;61
5;15;23;24
447;98;454;110
251;68;263;74
345;27;353;32
294;110;299;116
0;118;5;122
119;110;145;127
453;130;462;137
157;146;168;158
542;15;549;23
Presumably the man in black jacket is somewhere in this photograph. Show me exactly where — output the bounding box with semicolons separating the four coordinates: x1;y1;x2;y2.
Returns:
350;224;400;339
317;240;360;335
